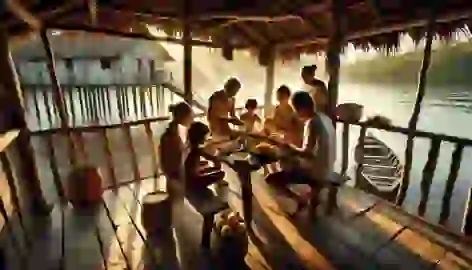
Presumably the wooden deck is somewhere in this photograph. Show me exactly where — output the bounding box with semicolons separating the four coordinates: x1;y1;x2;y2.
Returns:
1;167;472;270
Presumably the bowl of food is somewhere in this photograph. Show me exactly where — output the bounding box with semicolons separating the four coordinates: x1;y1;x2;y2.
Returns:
212;210;248;264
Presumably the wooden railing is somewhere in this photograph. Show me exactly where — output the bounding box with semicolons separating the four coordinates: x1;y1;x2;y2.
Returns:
338;119;472;235
21;83;198;131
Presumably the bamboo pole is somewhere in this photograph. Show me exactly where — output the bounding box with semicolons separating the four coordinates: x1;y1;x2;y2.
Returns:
182;0;193;104
40;29;79;165
0;28;50;215
396;10;437;206
263;47;275;118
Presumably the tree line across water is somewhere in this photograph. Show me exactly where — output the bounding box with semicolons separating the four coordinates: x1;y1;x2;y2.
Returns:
341;40;472;86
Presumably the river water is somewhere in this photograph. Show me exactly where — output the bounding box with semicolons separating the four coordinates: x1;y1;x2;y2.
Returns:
338;83;472;233
24;82;472;233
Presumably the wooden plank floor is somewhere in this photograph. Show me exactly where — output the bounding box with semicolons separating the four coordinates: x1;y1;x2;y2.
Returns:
2;168;472;269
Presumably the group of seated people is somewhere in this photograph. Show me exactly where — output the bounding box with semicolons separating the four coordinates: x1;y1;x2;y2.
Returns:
159;64;336;217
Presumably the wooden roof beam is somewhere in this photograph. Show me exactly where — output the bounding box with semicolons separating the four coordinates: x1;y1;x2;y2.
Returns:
6;0;42;29
43;23;234;49
235;23;267;45
100;2;330;21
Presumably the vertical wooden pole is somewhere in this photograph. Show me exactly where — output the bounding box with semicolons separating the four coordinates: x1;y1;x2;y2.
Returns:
182;0;193;104
397;11;436;206
41;29;77;165
326;0;345;123
67;64;76;126
264;48;275;118
0;28;50;215
32;86;41;128
149;60;155;116
40;30;69;130
324;0;345;213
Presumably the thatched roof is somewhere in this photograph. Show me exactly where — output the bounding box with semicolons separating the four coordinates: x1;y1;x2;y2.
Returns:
3;0;472;59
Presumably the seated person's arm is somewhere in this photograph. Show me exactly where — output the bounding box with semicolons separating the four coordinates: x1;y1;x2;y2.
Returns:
255;115;262;122
277;122;318;161
229;99;236;117
198;149;223;169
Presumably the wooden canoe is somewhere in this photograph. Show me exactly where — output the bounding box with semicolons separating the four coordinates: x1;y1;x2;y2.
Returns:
354;134;403;202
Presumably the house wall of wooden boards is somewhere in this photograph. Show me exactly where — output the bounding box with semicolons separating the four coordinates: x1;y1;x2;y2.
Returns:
11;32;174;86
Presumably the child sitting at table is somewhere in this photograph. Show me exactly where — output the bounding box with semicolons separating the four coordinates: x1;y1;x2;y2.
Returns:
239;99;262;132
272;85;303;146
185;121;225;193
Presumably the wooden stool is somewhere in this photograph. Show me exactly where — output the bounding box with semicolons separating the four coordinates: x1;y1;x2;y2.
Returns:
66;165;103;208
186;188;229;249
142;191;173;236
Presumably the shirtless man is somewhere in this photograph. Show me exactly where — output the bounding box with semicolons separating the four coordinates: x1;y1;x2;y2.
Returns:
207;77;243;140
301;65;328;112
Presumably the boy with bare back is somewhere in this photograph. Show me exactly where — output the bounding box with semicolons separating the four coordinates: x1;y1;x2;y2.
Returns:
272;85;303;146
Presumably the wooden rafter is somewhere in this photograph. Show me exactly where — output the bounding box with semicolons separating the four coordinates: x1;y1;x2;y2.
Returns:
6;0;42;29
43;23;228;48
236;23;267;45
101;3;327;20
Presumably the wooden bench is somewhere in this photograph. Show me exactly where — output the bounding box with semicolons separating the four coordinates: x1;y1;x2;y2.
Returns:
186;187;229;249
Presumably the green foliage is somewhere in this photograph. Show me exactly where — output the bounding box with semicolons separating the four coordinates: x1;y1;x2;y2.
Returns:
341;40;472;85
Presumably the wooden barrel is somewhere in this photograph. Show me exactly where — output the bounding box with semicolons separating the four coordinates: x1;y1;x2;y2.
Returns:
66;165;103;208
141;191;172;236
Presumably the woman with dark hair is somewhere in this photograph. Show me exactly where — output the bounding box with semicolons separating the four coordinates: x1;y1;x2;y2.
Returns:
159;102;194;196
185;122;225;192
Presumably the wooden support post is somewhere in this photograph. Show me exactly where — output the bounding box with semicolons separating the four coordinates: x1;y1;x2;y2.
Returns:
462;187;472;236
0;28;50;215
182;0;193;104
326;0;346;123
40;29;78;165
397;10;436;206
439;143;463;225
417;138;441;216
67;65;76;125
263;47;275;118
340;122;350;176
